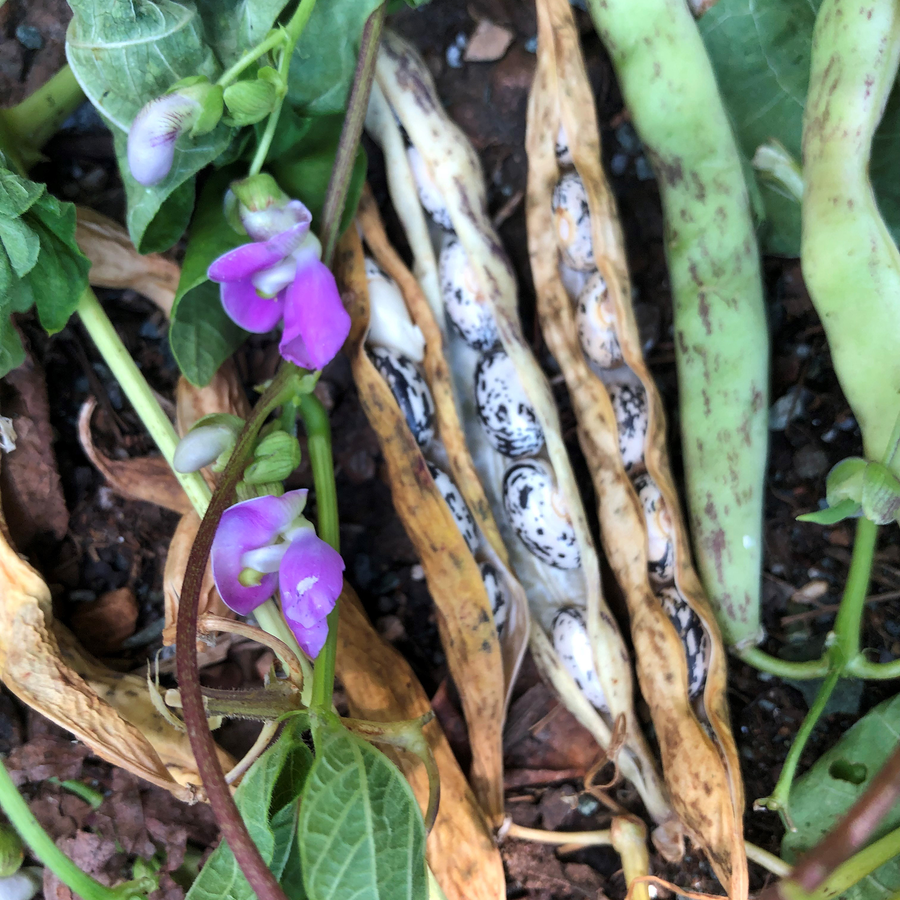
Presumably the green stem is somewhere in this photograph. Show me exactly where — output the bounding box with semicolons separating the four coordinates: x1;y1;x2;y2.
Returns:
756;668;841;827
833;516;879;665
255;599;314;703
0;757;148;900
784;825;900;900
0;66;84;166
298;393;340;712
736;646;830;680
846;655;900;679
247;0;317;176
76;288;212;514
217;30;285;88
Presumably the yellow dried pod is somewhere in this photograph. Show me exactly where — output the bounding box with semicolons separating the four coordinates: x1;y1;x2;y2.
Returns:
335;218;526;825
367;30;682;856
525;0;746;894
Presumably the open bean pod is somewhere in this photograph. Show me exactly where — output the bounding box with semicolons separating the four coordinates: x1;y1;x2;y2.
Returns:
525;0;745;893
335;203;528;824
366;30;682;855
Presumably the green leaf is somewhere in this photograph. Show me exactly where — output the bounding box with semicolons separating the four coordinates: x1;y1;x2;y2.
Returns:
299;716;427;900
186;718;312;900
796;498;862;525
286;0;382;116
272;115;367;233
0;160;44;217
698;0;900;257
0;216;39;277
170;169;248;385
782;693;900;900
193;0;290;68
66;0;235;250
26;194;91;333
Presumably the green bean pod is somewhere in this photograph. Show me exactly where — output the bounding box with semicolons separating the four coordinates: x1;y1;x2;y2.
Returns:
802;0;900;472
586;0;769;650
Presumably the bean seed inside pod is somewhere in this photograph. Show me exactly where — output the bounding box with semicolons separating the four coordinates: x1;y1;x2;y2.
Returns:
428;463;479;554
503;459;580;569
608;381;648;473
364;256;426;362
576;271;624;370
552;607;608;712
407;146;453;230
439;238;499;350
480;562;508;636
368;346;436;448
474;348;544;458
658;586;710;698
632;473;675;585
555;124;573;167
552;172;595;271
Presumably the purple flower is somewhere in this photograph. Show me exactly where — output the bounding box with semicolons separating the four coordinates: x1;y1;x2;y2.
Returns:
207;198;350;371
211;489;345;657
128;93;201;186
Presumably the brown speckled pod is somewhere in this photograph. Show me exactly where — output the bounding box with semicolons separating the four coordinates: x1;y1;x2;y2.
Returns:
367;30;683;857
335;204;528;826
525;0;746;894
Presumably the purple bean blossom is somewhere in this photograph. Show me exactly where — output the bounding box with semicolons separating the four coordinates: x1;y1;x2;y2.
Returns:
127;93;203;186
208;195;350;371
211;489;344;657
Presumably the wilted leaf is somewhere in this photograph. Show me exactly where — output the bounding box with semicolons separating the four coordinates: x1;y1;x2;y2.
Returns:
75;208;181;315
336;585;505;900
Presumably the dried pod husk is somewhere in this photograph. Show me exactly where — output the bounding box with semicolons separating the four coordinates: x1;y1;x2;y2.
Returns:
525;0;745;893
369;30;680;852
335;218;527;824
336;583;505;900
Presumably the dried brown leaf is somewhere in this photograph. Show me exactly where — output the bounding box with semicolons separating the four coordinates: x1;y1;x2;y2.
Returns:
337;583;505;900
78;397;190;514
69;587;139;655
75;208;180;315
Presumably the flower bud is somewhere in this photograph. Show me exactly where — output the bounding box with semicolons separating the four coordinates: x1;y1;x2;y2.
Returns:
0;825;23;878
235;480;285;503
223;68;281;126
172;414;244;473
861;461;900;525
127;79;222;186
230;174;312;241
244;431;302;484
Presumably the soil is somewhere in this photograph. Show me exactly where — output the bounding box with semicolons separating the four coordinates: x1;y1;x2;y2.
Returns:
2;1;899;898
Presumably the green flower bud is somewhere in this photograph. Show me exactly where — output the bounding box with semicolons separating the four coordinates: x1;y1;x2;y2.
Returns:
235;480;285;502
861;461;900;524
244;431;302;484
166;76;223;137
0;824;23;878
223;69;281;126
797;456;866;525
231;173;291;214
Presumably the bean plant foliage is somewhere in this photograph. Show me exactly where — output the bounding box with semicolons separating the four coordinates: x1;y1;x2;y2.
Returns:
0;0;434;897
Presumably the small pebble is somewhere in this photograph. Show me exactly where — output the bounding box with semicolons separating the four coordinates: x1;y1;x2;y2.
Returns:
15;26;43;50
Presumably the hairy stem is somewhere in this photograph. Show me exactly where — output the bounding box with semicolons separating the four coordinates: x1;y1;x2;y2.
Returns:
175;364;300;900
0;757;148;900
319;3;386;265
297;393;340;712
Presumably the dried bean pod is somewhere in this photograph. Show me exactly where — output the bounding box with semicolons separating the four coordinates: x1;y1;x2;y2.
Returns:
371;30;678;848
526;0;745;889
338;195;531;824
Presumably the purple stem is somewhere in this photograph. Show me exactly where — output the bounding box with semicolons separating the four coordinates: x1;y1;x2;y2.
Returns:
175;365;297;900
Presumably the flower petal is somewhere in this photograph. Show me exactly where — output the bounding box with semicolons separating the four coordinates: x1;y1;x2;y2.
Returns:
127;93;199;186
220;279;285;333
209;242;287;283
211;490;308;615
242;200;312;242
279;531;344;631
289;616;330;659
279;258;350;370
